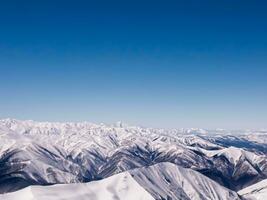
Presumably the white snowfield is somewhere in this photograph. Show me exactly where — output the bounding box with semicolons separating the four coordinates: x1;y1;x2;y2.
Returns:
238;179;267;200
0;171;154;200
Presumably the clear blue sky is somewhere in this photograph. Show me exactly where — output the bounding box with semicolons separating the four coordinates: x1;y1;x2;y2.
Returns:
0;0;266;129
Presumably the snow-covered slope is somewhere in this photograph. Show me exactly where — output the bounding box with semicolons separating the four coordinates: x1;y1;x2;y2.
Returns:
238;179;267;200
131;162;240;200
0;171;154;200
0;162;241;200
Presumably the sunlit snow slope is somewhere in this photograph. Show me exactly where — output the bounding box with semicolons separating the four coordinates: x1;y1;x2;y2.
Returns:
238;179;267;200
0;171;154;200
0;162;241;200
130;162;240;200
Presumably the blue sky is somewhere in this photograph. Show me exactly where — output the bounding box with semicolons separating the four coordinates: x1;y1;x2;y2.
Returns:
0;0;266;128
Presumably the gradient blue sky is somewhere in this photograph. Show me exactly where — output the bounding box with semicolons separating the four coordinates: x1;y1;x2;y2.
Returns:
0;0;266;128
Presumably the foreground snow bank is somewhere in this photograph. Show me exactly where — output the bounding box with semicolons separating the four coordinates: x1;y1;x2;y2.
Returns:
0;172;154;200
238;179;267;200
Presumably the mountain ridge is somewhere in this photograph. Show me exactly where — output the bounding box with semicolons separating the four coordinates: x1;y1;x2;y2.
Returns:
0;118;267;199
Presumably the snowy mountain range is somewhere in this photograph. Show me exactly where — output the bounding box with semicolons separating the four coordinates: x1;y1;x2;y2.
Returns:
0;118;267;200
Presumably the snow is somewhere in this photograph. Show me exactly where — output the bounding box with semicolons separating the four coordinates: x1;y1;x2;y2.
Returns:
198;146;263;166
0;172;154;200
238;179;267;200
131;162;240;200
0;118;267;198
0;162;241;200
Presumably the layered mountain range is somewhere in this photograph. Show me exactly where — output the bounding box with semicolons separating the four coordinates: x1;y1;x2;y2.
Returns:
0;118;267;199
